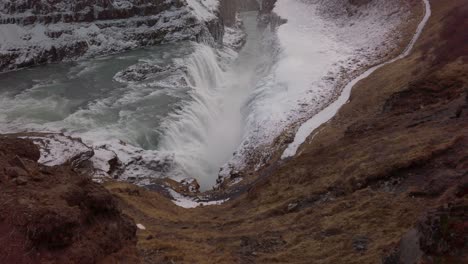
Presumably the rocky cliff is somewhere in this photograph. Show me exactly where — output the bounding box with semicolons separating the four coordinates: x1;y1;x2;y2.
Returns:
219;0;260;27
0;0;244;72
0;137;139;264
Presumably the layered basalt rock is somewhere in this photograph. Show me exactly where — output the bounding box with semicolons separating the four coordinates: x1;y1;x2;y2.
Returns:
219;0;259;27
0;0;236;72
0;0;185;25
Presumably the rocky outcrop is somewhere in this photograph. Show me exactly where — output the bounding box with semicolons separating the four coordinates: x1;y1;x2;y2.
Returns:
0;0;185;25
383;200;467;264
219;0;259;27
0;137;138;264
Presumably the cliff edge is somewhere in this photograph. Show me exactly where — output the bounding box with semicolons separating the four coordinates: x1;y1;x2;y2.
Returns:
0;137;139;264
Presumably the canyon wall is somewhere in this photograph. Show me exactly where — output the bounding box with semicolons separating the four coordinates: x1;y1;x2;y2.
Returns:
0;0;242;72
219;0;259;26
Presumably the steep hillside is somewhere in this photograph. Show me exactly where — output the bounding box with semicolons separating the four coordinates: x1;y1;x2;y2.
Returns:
0;137;139;264
103;0;467;263
0;0;466;263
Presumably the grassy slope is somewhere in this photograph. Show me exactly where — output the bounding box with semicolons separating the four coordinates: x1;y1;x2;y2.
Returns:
106;0;467;263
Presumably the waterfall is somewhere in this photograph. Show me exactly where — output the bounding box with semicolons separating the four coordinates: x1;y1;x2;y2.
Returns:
158;44;233;189
158;11;268;189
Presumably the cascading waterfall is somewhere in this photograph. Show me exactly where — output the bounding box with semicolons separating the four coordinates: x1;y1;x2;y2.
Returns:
158;12;272;189
158;44;228;186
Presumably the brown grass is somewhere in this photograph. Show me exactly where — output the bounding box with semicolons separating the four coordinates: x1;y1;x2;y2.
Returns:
105;0;468;263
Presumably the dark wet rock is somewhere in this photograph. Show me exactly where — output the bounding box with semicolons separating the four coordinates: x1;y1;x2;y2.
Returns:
181;178;201;193
382;201;468;264
287;202;299;212
14;176;28;185
220;0;259;27
418;203;468;261
114;62;188;87
349;0;373;6
240;232;286;256
114;63;168;82
4;166;27;178
320;228;343;238
352;235;369;252
382;78;465;115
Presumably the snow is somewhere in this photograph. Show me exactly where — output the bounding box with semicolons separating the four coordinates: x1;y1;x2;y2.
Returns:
0;2;216;71
220;0;415;177
90;147;118;174
168;188;229;208
282;0;432;158
20;134;92;166
186;0;219;20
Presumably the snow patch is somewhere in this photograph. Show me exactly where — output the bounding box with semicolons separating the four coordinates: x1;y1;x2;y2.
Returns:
20;134;92;167
186;0;219;20
168;188;229;208
282;0;432;158
136;223;146;230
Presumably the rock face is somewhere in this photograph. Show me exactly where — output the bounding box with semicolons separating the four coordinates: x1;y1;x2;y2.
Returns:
0;0;231;72
0;137;138;264
219;0;259;26
0;0;185;24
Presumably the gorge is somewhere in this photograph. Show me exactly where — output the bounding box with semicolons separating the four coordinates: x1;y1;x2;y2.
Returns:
0;0;466;263
0;0;416;190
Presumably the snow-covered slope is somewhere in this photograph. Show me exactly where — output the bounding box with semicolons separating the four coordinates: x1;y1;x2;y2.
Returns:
220;0;417;178
0;0;227;72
